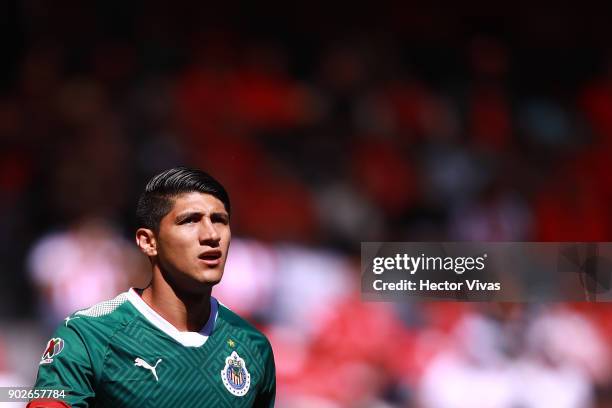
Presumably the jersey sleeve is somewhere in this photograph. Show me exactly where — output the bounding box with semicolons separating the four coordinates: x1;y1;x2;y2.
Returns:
254;339;276;407
32;322;96;408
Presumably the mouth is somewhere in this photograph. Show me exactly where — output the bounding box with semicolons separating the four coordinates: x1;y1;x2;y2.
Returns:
198;250;222;266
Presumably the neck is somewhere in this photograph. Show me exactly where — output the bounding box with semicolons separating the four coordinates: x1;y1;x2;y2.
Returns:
141;269;212;332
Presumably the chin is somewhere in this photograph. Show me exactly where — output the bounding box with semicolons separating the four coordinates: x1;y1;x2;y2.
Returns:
195;270;224;286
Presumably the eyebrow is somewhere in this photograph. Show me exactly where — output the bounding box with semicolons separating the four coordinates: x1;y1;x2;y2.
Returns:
175;211;200;222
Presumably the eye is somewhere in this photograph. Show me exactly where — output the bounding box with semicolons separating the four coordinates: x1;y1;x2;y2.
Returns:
179;215;200;225
211;214;229;225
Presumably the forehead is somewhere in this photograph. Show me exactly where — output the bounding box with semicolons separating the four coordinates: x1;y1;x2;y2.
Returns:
167;192;227;214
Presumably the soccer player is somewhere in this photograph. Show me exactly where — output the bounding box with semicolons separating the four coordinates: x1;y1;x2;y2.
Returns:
29;167;276;407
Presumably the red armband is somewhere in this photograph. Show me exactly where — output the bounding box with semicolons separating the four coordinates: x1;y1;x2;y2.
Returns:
27;399;70;408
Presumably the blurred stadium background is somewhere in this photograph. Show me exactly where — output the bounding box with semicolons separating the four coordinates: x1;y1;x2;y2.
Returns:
2;1;612;407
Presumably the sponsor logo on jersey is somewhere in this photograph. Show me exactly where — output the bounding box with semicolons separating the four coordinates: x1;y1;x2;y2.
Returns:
221;351;250;396
40;338;64;365
134;357;163;382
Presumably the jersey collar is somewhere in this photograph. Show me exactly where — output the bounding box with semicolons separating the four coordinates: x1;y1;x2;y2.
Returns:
126;287;218;347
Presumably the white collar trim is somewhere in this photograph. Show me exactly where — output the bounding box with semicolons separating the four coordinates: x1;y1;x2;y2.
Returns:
126;288;218;347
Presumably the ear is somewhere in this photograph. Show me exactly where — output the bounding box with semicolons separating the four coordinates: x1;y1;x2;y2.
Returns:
136;228;158;256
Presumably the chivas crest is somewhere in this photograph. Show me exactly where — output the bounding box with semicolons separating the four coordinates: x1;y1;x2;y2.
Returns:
221;351;250;396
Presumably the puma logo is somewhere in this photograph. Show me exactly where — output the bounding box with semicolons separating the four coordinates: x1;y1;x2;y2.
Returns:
134;357;163;381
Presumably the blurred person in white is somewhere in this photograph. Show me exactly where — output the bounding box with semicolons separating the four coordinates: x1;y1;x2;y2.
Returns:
213;239;355;333
27;219;147;329
212;238;276;318
418;306;601;408
271;245;356;336
516;306;609;408
418;313;515;408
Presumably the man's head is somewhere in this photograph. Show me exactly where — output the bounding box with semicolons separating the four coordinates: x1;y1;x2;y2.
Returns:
135;167;232;293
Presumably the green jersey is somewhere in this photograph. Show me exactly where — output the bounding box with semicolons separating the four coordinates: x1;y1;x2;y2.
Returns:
32;289;275;407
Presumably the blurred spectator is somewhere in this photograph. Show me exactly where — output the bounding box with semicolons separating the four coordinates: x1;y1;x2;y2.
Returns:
448;189;532;240
27;219;147;328
418;306;606;408
213;238;277;318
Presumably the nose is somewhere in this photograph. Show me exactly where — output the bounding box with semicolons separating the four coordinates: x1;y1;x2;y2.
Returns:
199;219;220;245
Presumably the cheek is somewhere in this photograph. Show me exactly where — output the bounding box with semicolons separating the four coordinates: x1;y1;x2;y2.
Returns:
159;230;193;255
223;231;231;251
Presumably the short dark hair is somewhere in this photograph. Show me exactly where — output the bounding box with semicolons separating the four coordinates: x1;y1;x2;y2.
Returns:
136;167;231;232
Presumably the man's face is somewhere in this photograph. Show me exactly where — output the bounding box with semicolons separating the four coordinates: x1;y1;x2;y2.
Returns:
154;192;231;293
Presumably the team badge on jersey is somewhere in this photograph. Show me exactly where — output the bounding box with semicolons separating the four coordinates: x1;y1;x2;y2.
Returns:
221;351;250;396
40;338;64;365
